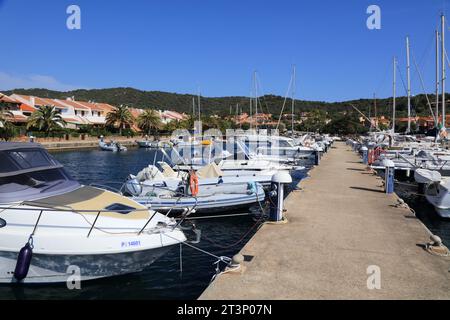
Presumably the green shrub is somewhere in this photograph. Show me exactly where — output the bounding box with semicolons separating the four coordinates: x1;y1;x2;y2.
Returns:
0;124;19;141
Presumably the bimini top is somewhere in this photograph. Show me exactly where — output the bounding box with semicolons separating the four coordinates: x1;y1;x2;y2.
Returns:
0;142;80;203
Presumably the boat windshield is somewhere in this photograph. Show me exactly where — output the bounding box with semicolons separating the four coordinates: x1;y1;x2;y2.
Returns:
0;148;60;174
0;148;80;203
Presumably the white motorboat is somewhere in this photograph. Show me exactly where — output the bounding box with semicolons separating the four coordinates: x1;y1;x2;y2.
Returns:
413;168;450;218
136;139;171;149
236;135;316;160
0;142;185;283
122;171;266;215
128;162;278;189
99;137;127;152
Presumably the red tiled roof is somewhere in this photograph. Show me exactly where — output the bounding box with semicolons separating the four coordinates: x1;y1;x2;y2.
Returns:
8;114;28;123
95;103;115;112
59;100;91;110
21;95;49;106
162;110;185;120
130;108;143;118
0;93;19;104
19;104;37;113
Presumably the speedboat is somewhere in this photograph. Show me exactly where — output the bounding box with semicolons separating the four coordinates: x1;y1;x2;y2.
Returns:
0;142;186;283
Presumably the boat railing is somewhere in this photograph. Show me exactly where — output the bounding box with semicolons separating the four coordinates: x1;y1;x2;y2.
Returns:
0;195;195;238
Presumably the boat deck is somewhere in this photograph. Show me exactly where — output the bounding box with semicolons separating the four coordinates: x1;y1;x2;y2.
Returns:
199;142;450;299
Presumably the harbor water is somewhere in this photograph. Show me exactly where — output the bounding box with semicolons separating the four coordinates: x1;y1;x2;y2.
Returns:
395;180;450;246
0;147;306;300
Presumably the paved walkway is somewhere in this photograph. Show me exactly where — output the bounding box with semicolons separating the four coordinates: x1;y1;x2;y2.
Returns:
199;142;450;300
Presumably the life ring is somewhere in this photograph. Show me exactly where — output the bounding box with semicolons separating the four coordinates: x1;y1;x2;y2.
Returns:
189;171;199;196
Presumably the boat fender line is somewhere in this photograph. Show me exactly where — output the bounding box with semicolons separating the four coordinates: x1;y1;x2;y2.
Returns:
14;237;33;281
14;209;43;281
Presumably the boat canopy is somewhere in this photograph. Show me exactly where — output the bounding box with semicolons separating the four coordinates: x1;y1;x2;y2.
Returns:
197;163;224;179
0;143;80;203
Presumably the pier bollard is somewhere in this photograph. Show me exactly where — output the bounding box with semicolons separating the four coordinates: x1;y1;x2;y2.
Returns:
269;172;293;222
361;146;368;165
384;159;395;194
314;151;321;166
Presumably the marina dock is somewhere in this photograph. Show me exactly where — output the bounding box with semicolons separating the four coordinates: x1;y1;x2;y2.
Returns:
200;142;450;299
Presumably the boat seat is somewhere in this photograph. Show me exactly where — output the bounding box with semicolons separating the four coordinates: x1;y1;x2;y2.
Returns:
158;162;178;178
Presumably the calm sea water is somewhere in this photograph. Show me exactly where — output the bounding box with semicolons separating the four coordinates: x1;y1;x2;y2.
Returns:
0;147;307;300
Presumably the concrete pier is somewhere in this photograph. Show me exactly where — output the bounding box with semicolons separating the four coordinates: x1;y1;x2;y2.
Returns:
199;142;450;300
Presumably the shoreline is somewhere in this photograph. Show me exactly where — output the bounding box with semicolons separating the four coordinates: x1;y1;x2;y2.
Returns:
42;139;139;152
5;136;171;152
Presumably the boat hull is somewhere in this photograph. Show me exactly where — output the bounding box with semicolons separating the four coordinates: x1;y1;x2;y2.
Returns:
424;180;450;218
134;187;266;215
0;245;173;284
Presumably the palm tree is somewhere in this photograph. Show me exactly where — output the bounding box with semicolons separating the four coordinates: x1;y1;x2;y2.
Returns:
105;105;134;136
136;109;161;136
0;108;16;141
26;105;66;136
0;109;13;129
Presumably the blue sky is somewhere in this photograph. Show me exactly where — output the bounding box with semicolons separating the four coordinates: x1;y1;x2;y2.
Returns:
0;0;448;102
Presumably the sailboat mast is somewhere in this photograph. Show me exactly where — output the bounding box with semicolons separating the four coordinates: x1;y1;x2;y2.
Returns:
406;36;411;133
197;89;201;123
192;97;196;118
249;93;253;130
291;65;296;133
442;14;446;128
373;93;377;130
392;57;396;133
436;29;440;124
254;71;258;131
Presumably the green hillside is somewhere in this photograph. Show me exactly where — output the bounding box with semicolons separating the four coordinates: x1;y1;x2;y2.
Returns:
3;87;444;118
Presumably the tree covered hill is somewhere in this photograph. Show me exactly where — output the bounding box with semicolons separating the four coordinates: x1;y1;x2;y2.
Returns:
3;87;443;118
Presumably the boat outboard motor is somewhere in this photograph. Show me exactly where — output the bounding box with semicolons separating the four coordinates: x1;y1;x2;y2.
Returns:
14;240;33;281
124;176;143;196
